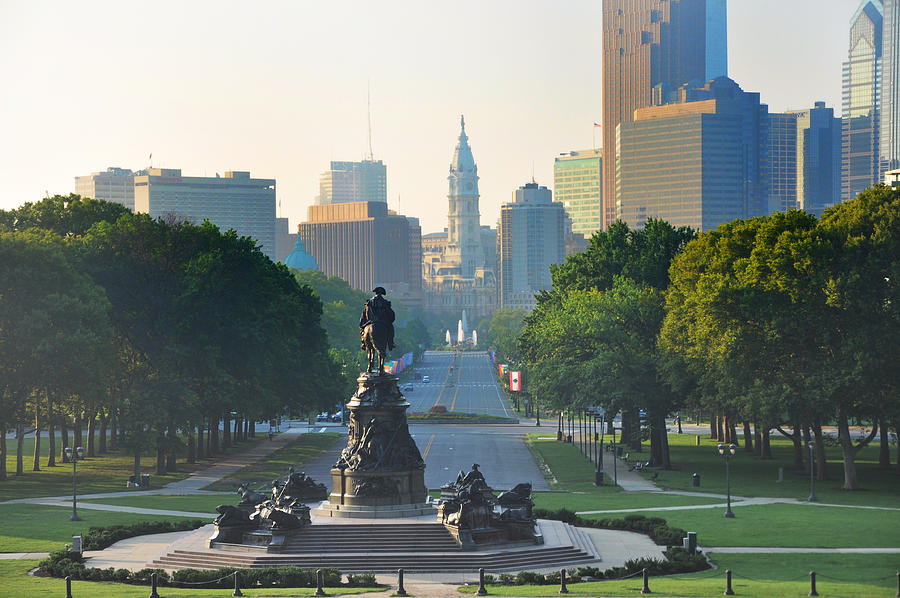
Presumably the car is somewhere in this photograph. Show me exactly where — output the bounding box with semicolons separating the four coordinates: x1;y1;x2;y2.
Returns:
316;412;330;422
330;411;344;422
402;383;414;391
446;382;454;387
422;376;430;383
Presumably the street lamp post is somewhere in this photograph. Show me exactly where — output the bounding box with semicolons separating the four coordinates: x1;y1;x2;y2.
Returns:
807;441;818;502
717;443;737;518
64;446;85;521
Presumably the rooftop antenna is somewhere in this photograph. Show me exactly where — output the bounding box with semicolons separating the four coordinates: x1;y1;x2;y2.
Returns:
366;80;374;161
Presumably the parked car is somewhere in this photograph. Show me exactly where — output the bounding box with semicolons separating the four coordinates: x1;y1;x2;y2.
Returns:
316;412;330;422
330;411;344;422
402;383;414;391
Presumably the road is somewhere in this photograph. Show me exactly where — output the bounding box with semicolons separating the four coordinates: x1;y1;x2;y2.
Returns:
402;350;514;418
303;351;549;491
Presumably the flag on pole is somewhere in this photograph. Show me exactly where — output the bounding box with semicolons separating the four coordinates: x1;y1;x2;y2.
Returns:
510;371;522;391
593;122;601;127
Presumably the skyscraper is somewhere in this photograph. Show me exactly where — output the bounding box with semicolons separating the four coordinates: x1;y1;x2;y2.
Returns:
74;167;138;211
499;182;567;311
315;160;387;205
767;113;799;214
133;169;276;260
553;148;602;237
843;0;883;202
881;0;899;174
792;103;842;216
601;0;727;229
615;77;768;232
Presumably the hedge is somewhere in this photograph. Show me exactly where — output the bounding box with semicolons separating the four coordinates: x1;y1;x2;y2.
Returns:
81;519;207;550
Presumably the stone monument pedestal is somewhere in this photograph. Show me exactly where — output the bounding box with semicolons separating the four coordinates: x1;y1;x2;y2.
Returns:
314;373;432;519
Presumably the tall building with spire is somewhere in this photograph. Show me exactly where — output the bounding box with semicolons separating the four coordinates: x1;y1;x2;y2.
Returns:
422;116;498;320
445;116;484;278
843;0;883;202
601;0;728;229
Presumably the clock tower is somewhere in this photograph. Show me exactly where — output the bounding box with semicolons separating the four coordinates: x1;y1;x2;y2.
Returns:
446;115;483;277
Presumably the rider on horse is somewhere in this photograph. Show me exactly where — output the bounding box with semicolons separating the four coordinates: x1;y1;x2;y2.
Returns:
359;287;396;351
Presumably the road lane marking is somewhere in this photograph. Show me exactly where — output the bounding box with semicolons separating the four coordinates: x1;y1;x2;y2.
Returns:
422;434;435;459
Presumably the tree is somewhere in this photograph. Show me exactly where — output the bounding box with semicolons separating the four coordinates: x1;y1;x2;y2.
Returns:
0;194;129;236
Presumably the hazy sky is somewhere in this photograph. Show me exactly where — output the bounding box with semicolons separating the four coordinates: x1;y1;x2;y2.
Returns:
0;0;860;235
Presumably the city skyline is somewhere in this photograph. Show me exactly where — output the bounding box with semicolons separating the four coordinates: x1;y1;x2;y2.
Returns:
1;0;858;236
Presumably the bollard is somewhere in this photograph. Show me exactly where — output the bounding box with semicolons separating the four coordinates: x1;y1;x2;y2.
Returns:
65;575;73;598
233;570;244;597
149;572;160;598
809;571;818;597
641;568;651;594
896;571;899;598
696;436;700;446
559;568;568;594
477;567;487;596
396;568;407;597
724;569;734;595
315;569;326;596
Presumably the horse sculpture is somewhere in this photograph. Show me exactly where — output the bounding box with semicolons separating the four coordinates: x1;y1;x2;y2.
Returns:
361;319;389;375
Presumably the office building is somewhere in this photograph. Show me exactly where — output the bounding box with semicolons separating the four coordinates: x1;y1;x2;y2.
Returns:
422;116;498;320
616;77;768;232
843;1;883;202
554;149;602;236
74;167;138;211
882;0;899;173
275;217;298;263
602;0;728;229
767;113;799;214
298;201;421;301
315;160;387;205
134;169;276;261
498;182;567;311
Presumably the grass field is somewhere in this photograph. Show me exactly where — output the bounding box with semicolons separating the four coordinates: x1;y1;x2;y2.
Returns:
80;494;229;513
0;434;274;502
0;560;380;597
204;433;341;492
583;503;900;548
0;503;202;552
458;553;900;597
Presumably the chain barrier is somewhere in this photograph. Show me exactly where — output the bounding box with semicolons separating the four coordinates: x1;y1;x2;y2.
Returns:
730;570;819;584
818;572;899;583
170;573;240;586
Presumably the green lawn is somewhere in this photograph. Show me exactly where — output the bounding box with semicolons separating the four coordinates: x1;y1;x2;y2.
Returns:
203;433;341;492
0;434;271;502
80;494;229;513
459;553;900;597
532;491;720;512
636;433;900;507
583;503;900;548
0;503;202;553
0;560;381;597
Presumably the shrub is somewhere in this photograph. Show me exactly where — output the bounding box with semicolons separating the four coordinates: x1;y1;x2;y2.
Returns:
346;572;377;587
428;405;448;414
81;519;206;550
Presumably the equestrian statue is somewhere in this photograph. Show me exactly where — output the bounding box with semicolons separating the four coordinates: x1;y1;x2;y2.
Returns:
359;286;396;375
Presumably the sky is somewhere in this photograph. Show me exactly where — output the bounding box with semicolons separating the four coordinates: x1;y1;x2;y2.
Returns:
0;0;860;236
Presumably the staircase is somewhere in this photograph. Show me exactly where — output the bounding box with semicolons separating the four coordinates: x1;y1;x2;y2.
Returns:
152;521;599;573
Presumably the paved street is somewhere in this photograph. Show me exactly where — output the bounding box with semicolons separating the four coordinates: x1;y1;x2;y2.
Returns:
403;350;515;418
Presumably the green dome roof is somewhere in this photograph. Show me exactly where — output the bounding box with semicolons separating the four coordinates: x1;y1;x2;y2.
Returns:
283;238;318;271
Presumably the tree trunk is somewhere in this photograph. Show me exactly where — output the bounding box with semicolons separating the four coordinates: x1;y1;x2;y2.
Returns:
32;405;41;472
133;443;141;483
15;423;24;476
801;425;812;474
209;419;219;454
716;414;724;442
60;422;69;463
47;398;56;467
0;422;7;481
98;413;108;454
649;412;671;469
87;411;96;458
742;421;753;452
813;423;827;481
156;430;166;475
760;428;772;459
222;414;231;448
197;425;204;459
878;420;891;469
73;415;83;450
837;411;860;490
166;425;177;472
754;421;762;457
108;410;117;452
789;418;803;470
187;428;196;464
233;416;240;443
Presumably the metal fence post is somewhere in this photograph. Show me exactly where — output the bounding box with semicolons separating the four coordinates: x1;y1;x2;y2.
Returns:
809;571;818;597
232;570;243;597
724;569;734;595
65;575;73;598
477;567;487;595
641;568;651;594
396;568;407;596
149;572;160;598
559;568;568;594
315;569;326;596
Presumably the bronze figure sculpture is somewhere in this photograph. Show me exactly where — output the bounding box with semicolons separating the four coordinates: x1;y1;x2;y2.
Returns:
359;286;395;375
